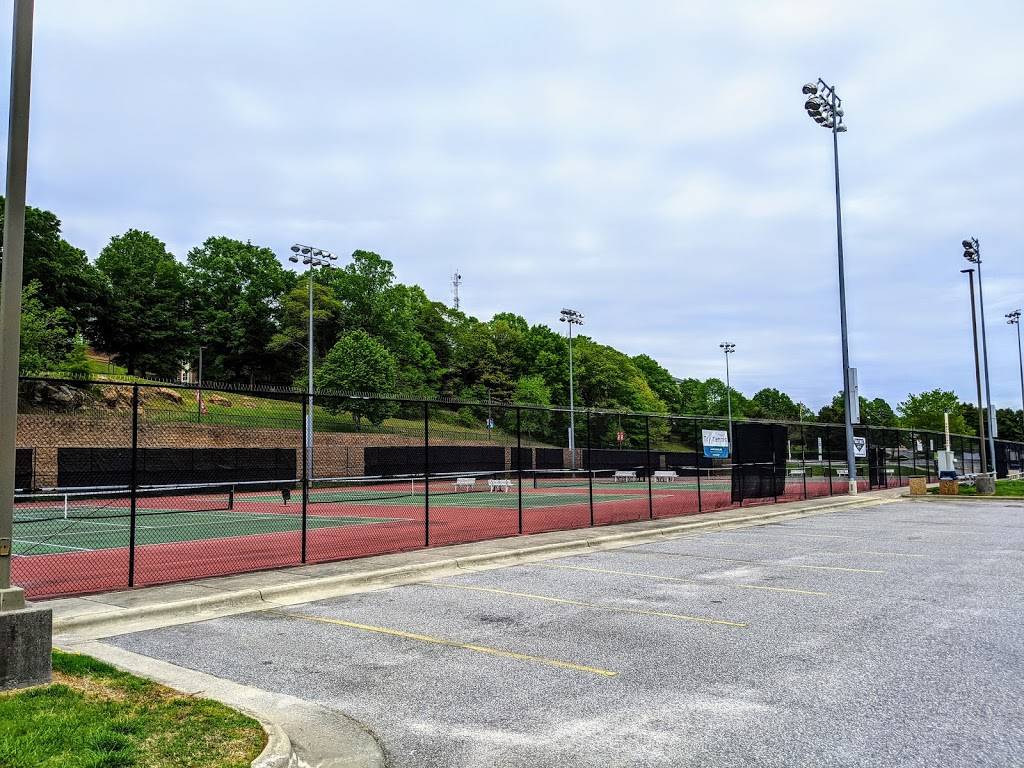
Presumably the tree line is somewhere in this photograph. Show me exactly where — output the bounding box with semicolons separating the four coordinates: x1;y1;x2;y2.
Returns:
3;198;1022;443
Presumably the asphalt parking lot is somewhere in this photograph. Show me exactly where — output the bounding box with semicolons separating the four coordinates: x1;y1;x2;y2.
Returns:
110;498;1024;767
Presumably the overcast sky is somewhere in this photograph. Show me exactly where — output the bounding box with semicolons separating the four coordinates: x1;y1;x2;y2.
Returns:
1;0;1022;412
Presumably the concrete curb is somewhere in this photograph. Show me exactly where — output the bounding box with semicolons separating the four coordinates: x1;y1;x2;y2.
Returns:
51;493;894;641
902;494;1024;502
62;640;386;768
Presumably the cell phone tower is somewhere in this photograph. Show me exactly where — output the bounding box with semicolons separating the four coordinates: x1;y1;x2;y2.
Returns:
452;269;462;311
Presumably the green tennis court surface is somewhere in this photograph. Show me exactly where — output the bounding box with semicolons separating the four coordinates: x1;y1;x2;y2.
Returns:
13;508;408;557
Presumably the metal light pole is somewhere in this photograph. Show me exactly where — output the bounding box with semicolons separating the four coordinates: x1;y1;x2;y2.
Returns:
1008;310;1023;435
288;244;337;481
963;239;997;464
719;342;736;447
961;268;988;474
559;308;584;469
802;78;857;494
0;0;34;614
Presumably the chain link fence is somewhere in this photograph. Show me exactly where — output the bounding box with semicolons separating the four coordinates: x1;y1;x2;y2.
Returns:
11;376;1023;599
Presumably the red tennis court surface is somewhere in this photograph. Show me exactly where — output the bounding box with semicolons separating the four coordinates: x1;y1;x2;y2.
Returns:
13;475;887;600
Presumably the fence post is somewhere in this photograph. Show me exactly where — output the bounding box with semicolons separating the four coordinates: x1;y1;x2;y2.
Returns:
800;424;808;499
424;401;430;546
645;416;653;520
128;384;139;587
301;395;308;564
826;425;834;496
694;421;702;514
516;407;523;535
896;428;903;487
586;411;594;527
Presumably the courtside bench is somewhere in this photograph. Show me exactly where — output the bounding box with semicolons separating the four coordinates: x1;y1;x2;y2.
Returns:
653;471;678;483
613;471;638;483
488;479;513;493
455;477;476;492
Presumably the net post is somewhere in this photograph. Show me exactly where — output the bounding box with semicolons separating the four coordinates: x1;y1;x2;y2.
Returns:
799;424;808;499
694;420;702;514
424;401;430;547
645;415;653;520
128;384;139;587
516;407;523;535
586;410;594;527
301;395;308;564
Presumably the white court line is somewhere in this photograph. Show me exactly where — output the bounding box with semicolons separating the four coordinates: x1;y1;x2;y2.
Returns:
13;539;93;552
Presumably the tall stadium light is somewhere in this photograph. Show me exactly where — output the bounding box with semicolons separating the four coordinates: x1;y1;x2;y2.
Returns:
719;343;736;448
962;237;997;464
559;308;584;469
1008;309;1024;436
0;0;51;689
288;243;339;480
801;77;857;495
961;268;989;474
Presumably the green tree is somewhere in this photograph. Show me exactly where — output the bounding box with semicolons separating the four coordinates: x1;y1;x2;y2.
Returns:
0;198;108;330
269;272;343;371
995;408;1024;443
632;354;680;411
18;281;88;374
898;389;971;434
819;391;898;427
750;387;799;421
93;229;189;376
186;237;295;384
511;373;552;437
314;330;398;426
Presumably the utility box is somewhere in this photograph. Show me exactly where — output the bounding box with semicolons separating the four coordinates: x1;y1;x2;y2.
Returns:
936;450;957;480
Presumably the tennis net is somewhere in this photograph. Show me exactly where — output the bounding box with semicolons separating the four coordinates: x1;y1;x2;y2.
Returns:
14;483;235;524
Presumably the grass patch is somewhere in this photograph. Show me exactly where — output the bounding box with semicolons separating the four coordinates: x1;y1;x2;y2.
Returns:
0;650;265;768
927;479;1024;496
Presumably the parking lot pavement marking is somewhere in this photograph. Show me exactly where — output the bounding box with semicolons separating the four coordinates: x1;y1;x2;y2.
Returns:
276;611;618;677
847;550;929;558
636;550;886;574
537;562;830;597
428;582;748;627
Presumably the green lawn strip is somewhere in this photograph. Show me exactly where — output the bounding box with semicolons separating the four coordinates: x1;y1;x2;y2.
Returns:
0;650;264;768
13;510;407;555
928;479;1024;496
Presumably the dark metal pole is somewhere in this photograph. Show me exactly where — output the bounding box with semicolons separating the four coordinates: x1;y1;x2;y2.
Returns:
975;255;996;466
586;411;594;527
826;425;834;495
516;407;523;535
694;421;702;514
423;401;430;546
963;269;989;474
800;424;808;499
645;416;653;520
830;87;858;496
300;396;308;563
128;384;139;586
0;0;34;609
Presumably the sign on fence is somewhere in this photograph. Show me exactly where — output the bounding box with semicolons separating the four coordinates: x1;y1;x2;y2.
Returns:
853;436;867;458
702;429;730;459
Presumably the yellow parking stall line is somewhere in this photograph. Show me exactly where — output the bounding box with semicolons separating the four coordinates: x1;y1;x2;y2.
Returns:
429;582;747;627
537;562;830;597
637;550;885;574
277;611;618;677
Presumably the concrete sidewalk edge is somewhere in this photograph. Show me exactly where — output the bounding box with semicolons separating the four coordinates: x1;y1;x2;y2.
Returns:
49;493;895;641
61;640;386;768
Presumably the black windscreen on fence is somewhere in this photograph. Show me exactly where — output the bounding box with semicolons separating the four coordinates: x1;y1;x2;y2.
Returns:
535;447;567;469
57;447;296;488
731;423;787;502
363;445;505;477
15;448;33;490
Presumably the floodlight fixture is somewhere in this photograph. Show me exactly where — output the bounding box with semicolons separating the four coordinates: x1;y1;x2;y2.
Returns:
960;236;994;464
802;82;818;95
559;307;584;468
